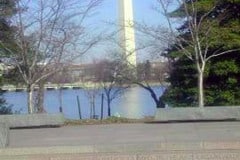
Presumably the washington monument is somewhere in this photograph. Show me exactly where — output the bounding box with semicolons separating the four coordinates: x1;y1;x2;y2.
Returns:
119;0;137;66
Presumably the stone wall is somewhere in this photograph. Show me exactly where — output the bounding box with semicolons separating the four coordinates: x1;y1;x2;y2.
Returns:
0;123;9;148
155;106;240;121
0;113;65;128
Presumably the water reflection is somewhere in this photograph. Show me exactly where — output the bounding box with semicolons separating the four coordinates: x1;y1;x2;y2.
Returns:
117;87;142;118
3;86;164;119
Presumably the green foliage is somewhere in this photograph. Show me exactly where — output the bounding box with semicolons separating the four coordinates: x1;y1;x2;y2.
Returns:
0;0;20;83
205;51;240;105
0;0;18;114
0;0;18;56
0;104;13;115
163;0;240;106
162;57;198;107
0;88;12;115
212;60;239;76
164;52;240;106
2;66;24;85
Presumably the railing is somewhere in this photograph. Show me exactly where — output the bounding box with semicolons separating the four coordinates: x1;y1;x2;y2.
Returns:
0;82;103;92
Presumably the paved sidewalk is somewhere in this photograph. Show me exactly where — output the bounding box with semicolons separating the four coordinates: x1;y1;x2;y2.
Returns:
9;122;240;148
1;122;240;159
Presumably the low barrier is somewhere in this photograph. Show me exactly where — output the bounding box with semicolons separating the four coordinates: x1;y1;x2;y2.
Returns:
0;113;65;148
0;113;65;129
155;106;240;121
0;123;9;148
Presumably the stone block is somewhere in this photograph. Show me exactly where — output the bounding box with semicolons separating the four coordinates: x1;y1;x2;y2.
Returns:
137;151;240;160
0;113;65;128
154;106;240;121
1;151;240;160
0;123;9;148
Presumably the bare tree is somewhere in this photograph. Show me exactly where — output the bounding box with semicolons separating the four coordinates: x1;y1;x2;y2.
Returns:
48;65;71;113
35;79;46;113
106;33;169;109
111;21;172;108
155;0;240;107
83;81;100;119
134;60;169;108
104;4;171;109
93;58;129;117
1;0;102;113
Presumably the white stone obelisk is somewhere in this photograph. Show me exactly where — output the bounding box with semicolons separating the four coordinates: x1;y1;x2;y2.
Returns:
119;0;137;66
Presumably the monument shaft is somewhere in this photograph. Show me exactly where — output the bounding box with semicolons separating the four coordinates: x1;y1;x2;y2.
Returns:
119;0;137;66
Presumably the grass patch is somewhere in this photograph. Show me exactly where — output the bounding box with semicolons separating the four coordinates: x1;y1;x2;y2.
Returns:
64;116;154;126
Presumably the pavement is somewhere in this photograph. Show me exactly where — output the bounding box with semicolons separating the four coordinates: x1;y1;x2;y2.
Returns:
1;122;240;159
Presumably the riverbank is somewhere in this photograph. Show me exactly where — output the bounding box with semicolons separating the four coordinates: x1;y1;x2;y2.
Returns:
1;82;168;92
64;116;154;126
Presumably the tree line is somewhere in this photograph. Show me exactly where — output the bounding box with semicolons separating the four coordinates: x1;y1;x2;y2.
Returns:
160;0;240;107
1;0;240;116
0;0;102;114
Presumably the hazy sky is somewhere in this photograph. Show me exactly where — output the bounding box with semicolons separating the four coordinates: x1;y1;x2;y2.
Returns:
81;0;177;63
95;0;166;26
24;0;178;63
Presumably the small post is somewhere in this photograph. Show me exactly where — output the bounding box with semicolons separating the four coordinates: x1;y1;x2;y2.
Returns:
101;93;104;120
77;95;82;120
59;106;63;113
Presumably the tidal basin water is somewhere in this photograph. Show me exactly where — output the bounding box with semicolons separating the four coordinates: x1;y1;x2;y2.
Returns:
3;86;164;119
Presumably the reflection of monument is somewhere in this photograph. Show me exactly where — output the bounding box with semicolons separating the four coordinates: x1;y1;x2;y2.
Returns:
119;0;137;66
117;87;141;118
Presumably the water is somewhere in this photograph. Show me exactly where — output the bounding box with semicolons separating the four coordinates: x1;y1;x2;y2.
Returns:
3;86;164;119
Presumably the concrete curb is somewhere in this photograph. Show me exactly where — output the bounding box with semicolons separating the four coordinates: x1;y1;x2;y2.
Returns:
1;149;240;160
1;141;240;156
0;123;9;148
155;106;240;121
0;113;65;128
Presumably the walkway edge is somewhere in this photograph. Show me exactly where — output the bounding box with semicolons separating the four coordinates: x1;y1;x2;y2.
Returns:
1;141;240;156
1;150;240;160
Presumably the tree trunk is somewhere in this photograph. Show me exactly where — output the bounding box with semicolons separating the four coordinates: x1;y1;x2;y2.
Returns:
90;100;93;119
27;84;34;114
101;93;104;120
90;95;94;119
198;71;204;108
93;97;96;117
58;87;63;113
107;99;111;117
156;97;165;108
36;81;45;113
148;88;165;108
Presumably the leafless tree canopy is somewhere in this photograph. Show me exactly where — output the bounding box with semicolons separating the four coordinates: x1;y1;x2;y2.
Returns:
2;0;102;113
